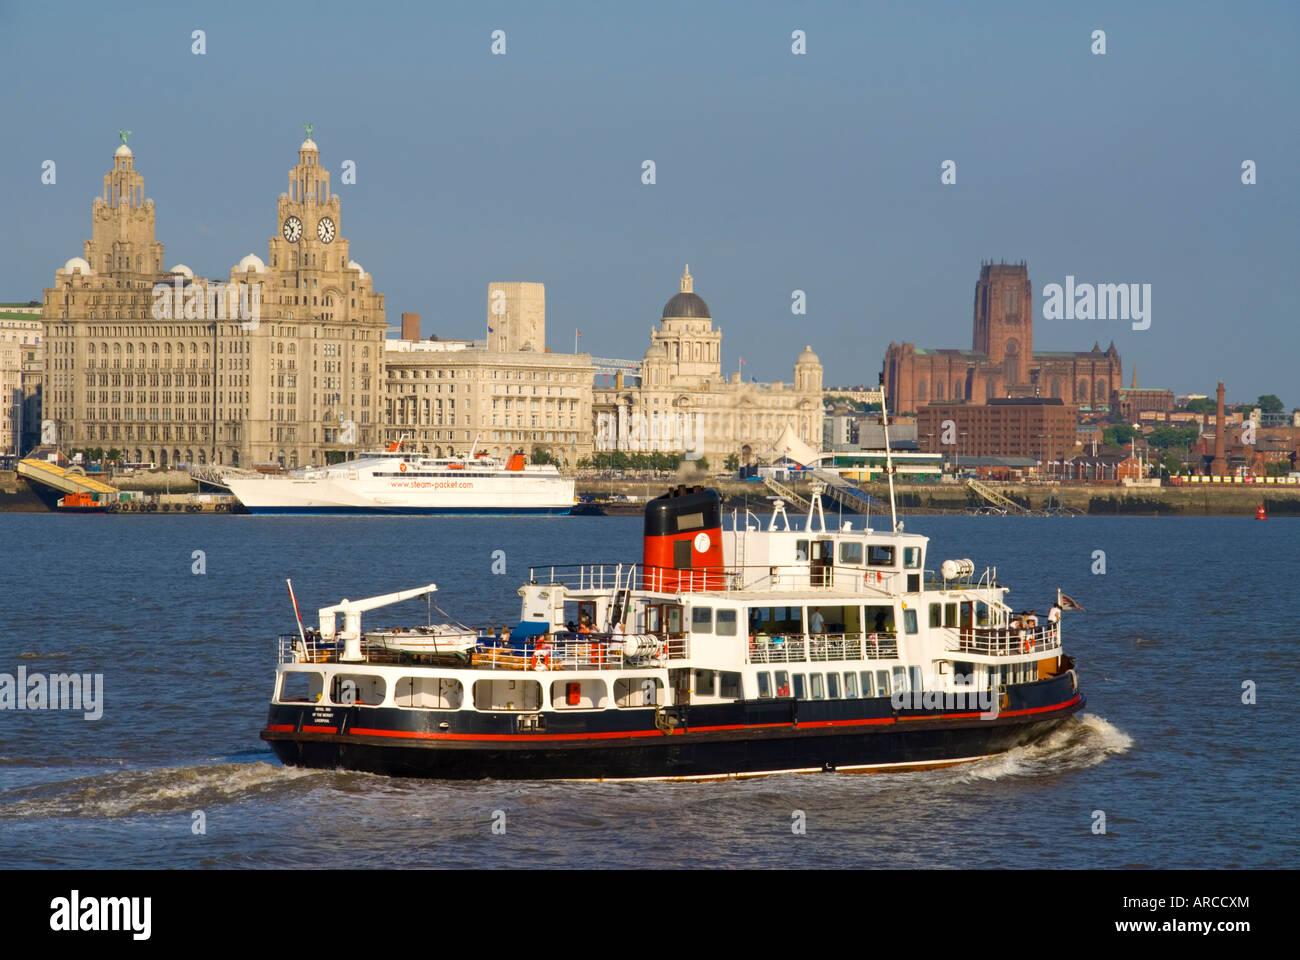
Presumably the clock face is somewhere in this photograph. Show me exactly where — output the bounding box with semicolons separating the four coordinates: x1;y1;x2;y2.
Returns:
317;217;336;243
282;216;303;243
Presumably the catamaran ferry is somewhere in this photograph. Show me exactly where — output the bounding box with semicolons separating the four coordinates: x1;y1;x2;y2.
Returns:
261;479;1085;781
222;443;574;515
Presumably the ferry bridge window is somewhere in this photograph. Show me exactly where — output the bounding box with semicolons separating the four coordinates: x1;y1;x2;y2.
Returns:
719;672;742;699
795;539;808;561
811;674;825;699
694;670;716;696
865;605;896;636
903;609;919;634
903;547;922;569
793;674;807;699
715;609;738;636
691;607;713;634
330;673;386;706
838;541;864;565
757;672;772;698
827;673;840;698
278;671;324;703
750;606;802;637
945;603;958;627
843;672;858;697
975;601;990;627
866;544;895;567
929;603;942;628
614;677;663;707
774;670;791;697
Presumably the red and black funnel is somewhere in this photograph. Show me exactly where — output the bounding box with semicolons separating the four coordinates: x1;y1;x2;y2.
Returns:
643;485;724;591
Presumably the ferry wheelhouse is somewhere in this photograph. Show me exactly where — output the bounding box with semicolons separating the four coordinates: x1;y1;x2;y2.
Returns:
262;484;1084;781
224;441;574;515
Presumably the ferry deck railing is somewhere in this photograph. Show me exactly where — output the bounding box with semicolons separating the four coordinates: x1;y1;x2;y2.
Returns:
527;563;999;595
947;623;1062;657
748;632;900;664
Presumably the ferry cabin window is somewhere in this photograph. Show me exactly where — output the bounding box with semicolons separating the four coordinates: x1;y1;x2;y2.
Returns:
757;672;772;698
716;609;738;636
720;671;742;699
843;672;858;697
903;609;919;634
909;666;923;693
278;671;324;703
750;606;802;637
892;666;908;694
774;670;791;697
865;605;896;636
975;601;990;627
695;669;716;696
903;547;922;569
330;673;386;706
875;670;890;696
550;678;607;710
795;539;808;561
838;541;864;565
810;604;861;636
474;678;543;712
614;677;663;707
691;607;713;634
952;662;975;685
929;603;942;628
793;674;807;699
811;674;824;699
866;544;895;567
826;673;840;699
945;603;958;627
394;677;463;709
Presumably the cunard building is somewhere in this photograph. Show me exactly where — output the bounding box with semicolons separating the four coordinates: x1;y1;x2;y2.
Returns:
41;132;386;468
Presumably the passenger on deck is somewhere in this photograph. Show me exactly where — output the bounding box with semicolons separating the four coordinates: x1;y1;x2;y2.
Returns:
611;620;626;636
566;620;578;634
1048;603;1062;632
578;616;591;634
809;608;826;634
499;626;511;647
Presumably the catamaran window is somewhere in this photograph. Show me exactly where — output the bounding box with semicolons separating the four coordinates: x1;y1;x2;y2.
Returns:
827;673;840;698
614;677;663;707
929;603;942;628
793;674;807;699
750;606;802;637
810;674;824;699
330;673;386;706
865;605;896;636
866;544;895;567
843;672;858;698
716;609;738;636
876;670;890;696
691;607;713;634
774;671;791;697
903;547;922;569
720;672;742;699
903;609;919;634
278;671;324;703
757;672;772;698
838;541;864;565
394;676;463;709
892;666;908;694
474;678;542;712
694;669;716;696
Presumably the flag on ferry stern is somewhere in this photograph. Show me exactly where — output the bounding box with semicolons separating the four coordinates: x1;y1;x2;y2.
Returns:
1057;589;1085;611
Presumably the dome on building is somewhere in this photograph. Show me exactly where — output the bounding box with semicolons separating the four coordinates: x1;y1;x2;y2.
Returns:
60;256;93;275
301;138;318;152
168;264;194;278
661;264;710;319
797;344;820;365
114;143;132;158
644;343;668;360
236;253;267;273
348;260;366;275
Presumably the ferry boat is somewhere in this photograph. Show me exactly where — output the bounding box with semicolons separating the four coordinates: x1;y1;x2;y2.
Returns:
262;482;1086;781
222;441;574;515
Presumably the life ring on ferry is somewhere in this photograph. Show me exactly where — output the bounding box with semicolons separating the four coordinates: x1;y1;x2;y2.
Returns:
530;646;551;671
864;570;883;585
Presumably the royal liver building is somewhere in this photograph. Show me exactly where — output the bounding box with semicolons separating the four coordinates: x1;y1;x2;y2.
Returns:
42;132;386;468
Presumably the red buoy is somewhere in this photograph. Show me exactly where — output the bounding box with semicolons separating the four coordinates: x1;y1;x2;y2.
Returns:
1255;504;1267;520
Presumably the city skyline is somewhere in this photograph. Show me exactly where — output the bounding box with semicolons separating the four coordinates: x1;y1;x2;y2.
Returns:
1;1;1296;405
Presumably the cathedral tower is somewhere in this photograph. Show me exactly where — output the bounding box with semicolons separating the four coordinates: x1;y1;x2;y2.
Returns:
973;262;1033;389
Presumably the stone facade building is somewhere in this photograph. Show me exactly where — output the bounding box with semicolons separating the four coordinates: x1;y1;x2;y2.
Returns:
917;397;1078;462
382;285;594;465
883;262;1123;415
0;315;42;456
592;267;823;465
41;135;386;468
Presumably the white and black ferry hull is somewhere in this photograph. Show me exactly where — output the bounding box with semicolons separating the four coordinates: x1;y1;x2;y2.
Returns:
262;673;1084;781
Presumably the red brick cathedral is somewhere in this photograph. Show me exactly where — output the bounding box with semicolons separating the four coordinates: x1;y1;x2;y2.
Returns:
882;262;1122;414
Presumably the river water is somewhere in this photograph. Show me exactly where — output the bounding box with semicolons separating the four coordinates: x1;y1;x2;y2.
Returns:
0;512;1294;868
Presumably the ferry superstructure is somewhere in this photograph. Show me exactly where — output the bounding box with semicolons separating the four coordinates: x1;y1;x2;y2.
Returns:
261;483;1085;781
223;445;574;515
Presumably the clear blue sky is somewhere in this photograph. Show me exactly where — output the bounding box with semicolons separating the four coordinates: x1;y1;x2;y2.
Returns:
2;0;1296;406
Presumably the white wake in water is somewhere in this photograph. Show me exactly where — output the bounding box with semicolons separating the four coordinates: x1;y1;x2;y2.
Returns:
957;714;1132;782
0;761;323;819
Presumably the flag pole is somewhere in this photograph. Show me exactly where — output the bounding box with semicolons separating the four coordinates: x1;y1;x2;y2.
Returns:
286;578;307;644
